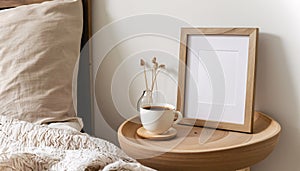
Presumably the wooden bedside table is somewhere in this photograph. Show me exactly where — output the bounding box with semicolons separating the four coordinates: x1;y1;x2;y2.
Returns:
118;112;281;171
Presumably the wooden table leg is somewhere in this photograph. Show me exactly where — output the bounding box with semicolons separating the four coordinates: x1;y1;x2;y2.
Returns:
236;168;250;171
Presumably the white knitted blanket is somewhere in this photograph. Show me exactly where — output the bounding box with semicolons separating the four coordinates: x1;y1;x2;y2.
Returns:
0;116;154;171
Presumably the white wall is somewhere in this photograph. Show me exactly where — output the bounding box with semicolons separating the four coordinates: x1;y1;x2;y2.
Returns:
92;0;300;170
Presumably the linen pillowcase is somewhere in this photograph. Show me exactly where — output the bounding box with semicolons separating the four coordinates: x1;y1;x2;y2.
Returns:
0;0;83;130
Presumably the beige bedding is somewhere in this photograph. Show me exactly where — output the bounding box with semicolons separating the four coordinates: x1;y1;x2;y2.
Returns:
0;116;154;171
0;0;83;129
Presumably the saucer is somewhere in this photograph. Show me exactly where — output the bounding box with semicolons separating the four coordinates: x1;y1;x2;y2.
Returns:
136;127;177;140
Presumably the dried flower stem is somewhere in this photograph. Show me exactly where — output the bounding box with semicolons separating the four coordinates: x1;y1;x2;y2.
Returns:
150;69;161;91
141;57;165;92
152;67;154;90
140;59;149;90
143;66;149;90
151;57;157;90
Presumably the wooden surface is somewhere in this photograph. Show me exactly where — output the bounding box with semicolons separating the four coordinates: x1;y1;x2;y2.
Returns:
176;28;258;133
118;112;281;171
137;127;177;140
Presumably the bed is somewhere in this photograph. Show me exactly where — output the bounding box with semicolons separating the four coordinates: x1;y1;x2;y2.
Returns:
0;0;153;170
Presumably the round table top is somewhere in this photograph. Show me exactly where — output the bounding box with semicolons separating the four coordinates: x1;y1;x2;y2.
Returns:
118;112;281;171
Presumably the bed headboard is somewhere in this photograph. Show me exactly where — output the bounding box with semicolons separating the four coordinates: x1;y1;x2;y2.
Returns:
0;0;94;134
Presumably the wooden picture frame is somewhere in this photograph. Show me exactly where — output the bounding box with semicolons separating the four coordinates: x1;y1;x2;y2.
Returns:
177;28;258;133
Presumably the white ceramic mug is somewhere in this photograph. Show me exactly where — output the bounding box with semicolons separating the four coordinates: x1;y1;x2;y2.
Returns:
140;103;183;134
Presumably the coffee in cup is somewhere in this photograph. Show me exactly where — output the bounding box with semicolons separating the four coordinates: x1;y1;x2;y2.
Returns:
140;104;183;134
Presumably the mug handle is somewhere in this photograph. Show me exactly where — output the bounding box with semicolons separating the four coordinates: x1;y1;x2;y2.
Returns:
173;111;183;124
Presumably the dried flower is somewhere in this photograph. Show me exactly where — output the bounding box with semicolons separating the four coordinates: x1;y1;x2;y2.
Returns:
140;58;149;90
140;57;166;92
159;64;166;69
152;57;157;64
140;59;145;66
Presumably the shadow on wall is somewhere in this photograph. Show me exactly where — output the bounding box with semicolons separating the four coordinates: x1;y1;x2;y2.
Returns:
93;1;139;133
95;49;126;132
253;33;300;170
95;48;179;132
92;0;123;145
92;2;184;143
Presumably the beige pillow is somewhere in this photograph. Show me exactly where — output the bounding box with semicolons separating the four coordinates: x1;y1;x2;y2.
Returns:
0;0;83;130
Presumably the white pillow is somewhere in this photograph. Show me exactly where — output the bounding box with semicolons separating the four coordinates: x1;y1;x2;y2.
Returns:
0;0;83;130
